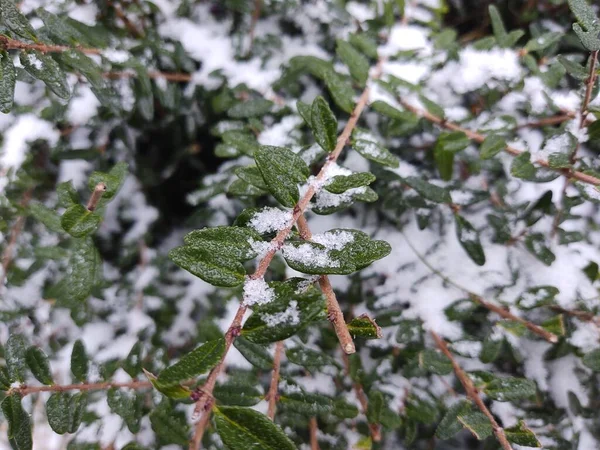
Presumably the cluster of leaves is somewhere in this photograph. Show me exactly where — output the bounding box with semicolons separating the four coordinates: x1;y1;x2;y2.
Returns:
2;0;600;449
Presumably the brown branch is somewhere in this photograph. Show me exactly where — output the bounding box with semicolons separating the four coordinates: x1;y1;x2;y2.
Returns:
105;70;193;82
247;0;262;55
398;98;600;186
108;0;144;38
552;50;599;236
14;380;152;397
515;114;573;129
471;294;558;343
430;331;513;450
0;36;101;55
267;341;284;420
309;417;320;450
1;189;33;289
296;215;355;354
341;352;382;442
549;305;600;327
189;60;383;450
86;182;107;212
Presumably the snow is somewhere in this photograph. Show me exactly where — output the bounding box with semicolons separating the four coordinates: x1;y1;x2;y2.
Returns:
242;278;275;306
260;300;300;327
248;208;293;234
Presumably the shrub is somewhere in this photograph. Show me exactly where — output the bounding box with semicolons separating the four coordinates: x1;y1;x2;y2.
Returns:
1;0;600;449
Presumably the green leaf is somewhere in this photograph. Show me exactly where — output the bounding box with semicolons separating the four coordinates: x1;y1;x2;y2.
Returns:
235;166;268;190
582;348;600;371
286;346;339;369
455;215;486;266
87;162;128;201
488;5;507;44
511;152;536;180
419;349;452;375
366;391;383;424
525;233;556;266
347;314;382;339
0;0;36;40
0;51;16;113
221;130;260;156
20;51;70;100
36;9;84;44
457;411;493;440
419;94;445;119
227;179;267;197
505;421;542;447
25;347;53;385
28;201;62;233
324;70;355;114
182;226;261;260
149;404;190;446
57;181;79;208
214;383;262;407
1;394;32;450
542;315;565;337
569;0;600;50
436;400;472;439
370;100;418;122
480;332;503;363
242;279;325;344
353;138;400;168
169;246;246;287
107;388;141;433
70;340;88;382
65;237;101;303
132;64;154;121
296;100;311;124
525;32;562;52
5;334;28;383
548;152;571;169
434;132;470;180
279;391;333;415
143;369;190;400
404;177;451;203
484;376;536;402
123;342;143;378
228;99;274;118
282;229;391;275
333;398;359;419
232;337;273;370
480;134;506;159
558;55;588;80
517;286;559;310
348;33;378;59
61;205;102;238
310;96;338;152
336;39;369;85
59;50;117;112
254;145;310;207
405;396;438;424
325;172;376;194
214;406;296;450
158;338;225;386
46;392;87;434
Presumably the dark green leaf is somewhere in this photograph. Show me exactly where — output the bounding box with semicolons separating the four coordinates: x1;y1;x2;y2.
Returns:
61;205;102;238
87;162;128;201
214;406;296;450
325;172;376;194
569;0;600;50
254;145;310;207
36;9;84;44
232;337;273;370
65;237;101;303
455;215;485;266
214;383;262;407
70;340;88;382
107;388;141;433
25;347;53;385
158;339;225;386
0;0;36;40
582;348;600;371
348;33;378;59
28;201;62;233
310;96;338;152
235;166;268;190
149;404;190;446
0;51;16;113
505;421;542;447
347;314;382;339
457;411;493;440
297;100;311;124
228;99;273;118
20;51;70;100
286;346;339;369
480;134;506;159
324;70;354;113
279;391;333;415
517;286;559;310
353;139;399;168
46;392;86;435
419;349;452;375
57;181;79;208
511;152;536;180
436;400;472;439
484;376;536;402
2;394;32;450
404;177;451;203
143;369;190;400
558;55;588;80
419;94;444;119
182;226;261;261
336;39;369;85
525;233;556;266
332;399;359;419
367;390;383;424
5;334;28;383
169;246;246;287
123;342;143;378
480;332;503;363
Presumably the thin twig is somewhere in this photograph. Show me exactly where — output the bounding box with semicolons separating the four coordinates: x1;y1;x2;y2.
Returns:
14;380;152;397
0;36;101;55
341;352;382;442
296;215;355;354
267;341;284;420
430;331;513;450
86;182;107;212
552;50;599;236
1;189;33;289
309;417;320;450
107;0;144;38
398;98;600;186
105;70;193;82
549;305;600;327
247;0;262;55
402;234;558;343
189;60;383;450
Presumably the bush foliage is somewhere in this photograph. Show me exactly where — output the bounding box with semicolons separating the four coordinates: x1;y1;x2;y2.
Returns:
1;0;600;449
